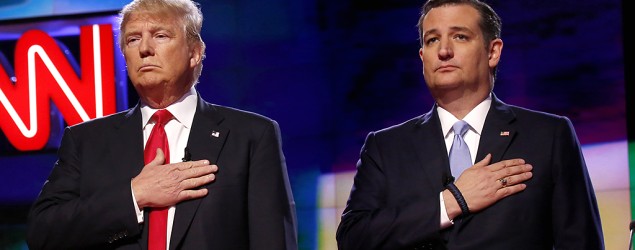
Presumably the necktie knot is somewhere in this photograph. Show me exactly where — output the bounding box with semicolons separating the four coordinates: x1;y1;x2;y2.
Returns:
151;109;173;127
452;120;469;137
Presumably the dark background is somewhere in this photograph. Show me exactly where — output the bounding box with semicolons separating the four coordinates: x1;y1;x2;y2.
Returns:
0;0;628;249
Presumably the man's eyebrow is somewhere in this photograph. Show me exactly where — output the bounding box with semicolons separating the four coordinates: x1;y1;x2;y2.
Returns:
423;28;439;38
448;26;473;33
423;26;473;37
124;24;175;37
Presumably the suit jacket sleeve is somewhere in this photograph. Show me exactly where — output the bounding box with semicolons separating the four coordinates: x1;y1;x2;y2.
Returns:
26;126;142;250
551;117;604;249
336;132;444;250
247;120;298;250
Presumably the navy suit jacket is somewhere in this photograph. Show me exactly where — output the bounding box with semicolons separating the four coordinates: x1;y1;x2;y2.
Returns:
27;94;298;250
336;94;604;249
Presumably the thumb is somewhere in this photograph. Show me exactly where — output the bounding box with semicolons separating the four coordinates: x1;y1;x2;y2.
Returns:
149;148;167;166
473;153;492;168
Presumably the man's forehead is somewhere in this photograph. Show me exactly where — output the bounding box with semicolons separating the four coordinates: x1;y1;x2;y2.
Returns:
125;12;181;29
421;5;479;33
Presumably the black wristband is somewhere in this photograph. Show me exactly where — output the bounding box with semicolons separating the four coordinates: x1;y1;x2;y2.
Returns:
446;183;470;217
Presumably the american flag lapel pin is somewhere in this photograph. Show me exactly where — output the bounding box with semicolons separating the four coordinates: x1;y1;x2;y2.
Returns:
500;131;510;136
211;131;220;137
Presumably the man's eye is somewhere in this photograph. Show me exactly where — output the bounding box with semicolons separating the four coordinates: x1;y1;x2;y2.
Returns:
155;34;169;39
425;37;438;45
455;34;468;40
127;37;140;46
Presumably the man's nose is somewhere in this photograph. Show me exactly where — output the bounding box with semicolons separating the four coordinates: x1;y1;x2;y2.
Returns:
139;37;155;57
438;39;453;60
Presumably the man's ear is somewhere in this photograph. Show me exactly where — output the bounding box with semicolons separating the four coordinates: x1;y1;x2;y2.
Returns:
190;43;203;67
488;38;503;68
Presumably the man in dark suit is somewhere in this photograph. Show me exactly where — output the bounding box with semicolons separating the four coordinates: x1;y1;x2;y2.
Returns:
26;0;297;249
336;0;604;249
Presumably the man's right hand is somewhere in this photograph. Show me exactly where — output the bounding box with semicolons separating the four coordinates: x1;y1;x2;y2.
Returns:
443;154;533;220
131;148;218;209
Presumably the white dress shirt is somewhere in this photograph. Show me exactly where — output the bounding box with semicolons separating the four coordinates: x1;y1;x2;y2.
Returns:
437;95;492;228
131;86;198;247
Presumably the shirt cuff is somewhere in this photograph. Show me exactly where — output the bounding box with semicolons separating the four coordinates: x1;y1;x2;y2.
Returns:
131;183;144;224
440;192;453;228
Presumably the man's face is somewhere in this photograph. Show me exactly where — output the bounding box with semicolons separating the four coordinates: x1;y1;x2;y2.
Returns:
418;4;500;95
122;12;199;103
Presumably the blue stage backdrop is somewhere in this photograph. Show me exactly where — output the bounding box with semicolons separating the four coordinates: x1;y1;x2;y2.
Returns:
0;0;627;249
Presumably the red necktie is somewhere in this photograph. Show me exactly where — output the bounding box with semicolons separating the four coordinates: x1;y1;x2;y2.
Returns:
145;109;173;250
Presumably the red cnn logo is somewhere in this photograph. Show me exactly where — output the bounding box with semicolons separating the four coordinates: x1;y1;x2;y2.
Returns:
0;24;116;151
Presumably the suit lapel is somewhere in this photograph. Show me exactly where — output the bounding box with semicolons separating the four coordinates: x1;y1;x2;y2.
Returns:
475;94;517;163
409;106;453;191
170;96;229;250
114;105;146;176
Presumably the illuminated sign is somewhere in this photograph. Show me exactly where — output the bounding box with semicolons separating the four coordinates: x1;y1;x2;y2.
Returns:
0;24;117;151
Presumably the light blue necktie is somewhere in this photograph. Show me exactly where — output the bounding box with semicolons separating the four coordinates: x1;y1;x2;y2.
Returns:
449;120;472;178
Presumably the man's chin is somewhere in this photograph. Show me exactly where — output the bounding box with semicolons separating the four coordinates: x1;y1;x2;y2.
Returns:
428;80;463;90
132;77;166;88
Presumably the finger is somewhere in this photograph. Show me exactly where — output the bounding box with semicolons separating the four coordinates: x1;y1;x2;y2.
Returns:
488;158;525;172
496;176;509;188
500;171;533;187
496;183;527;199
176;160;210;171
180;165;216;179
181;174;216;190
177;188;209;201
496;163;533;180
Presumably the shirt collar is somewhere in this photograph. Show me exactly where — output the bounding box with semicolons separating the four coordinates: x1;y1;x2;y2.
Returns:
141;87;198;129
437;94;492;138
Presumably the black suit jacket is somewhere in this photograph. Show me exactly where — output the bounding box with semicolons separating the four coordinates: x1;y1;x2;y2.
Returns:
336;94;604;250
27;95;298;250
